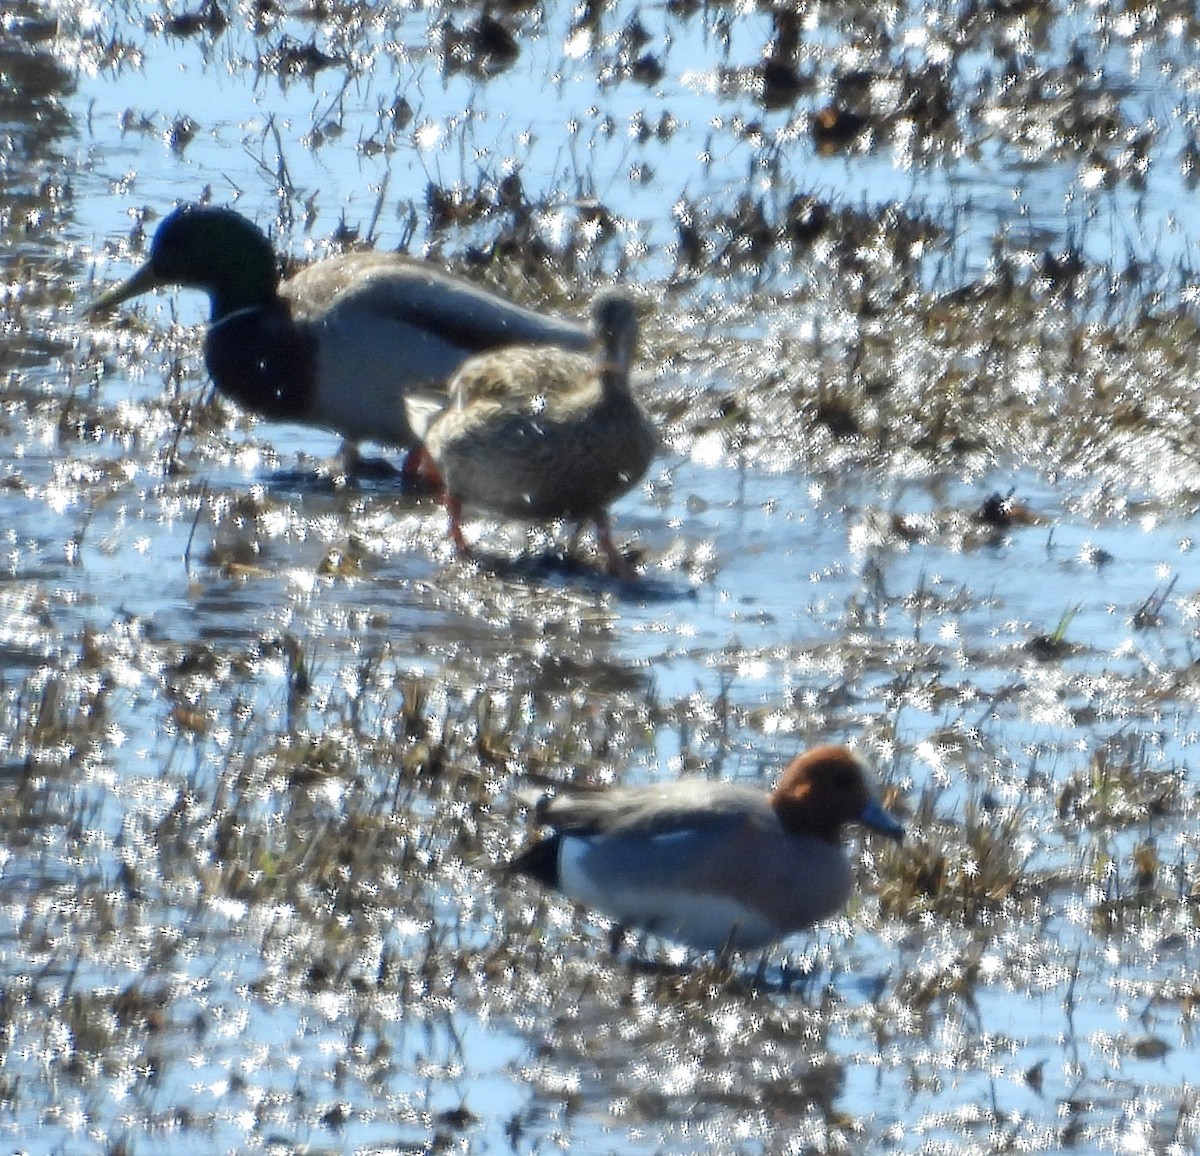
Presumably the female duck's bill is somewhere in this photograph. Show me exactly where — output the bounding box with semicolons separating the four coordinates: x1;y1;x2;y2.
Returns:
506;744;904;954
408;287;658;577
87;204;590;452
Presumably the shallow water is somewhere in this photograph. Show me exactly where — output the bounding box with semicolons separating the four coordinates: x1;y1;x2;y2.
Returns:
6;0;1200;1152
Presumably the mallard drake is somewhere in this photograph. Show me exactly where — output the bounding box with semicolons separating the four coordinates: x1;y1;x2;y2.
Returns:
507;744;904;954
87;205;590;449
407;288;658;575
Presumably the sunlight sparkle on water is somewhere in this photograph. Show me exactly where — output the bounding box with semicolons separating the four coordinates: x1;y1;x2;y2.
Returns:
9;3;1200;1153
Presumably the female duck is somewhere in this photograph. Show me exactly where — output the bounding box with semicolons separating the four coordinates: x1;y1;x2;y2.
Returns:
408;288;658;574
88;205;590;449
507;744;904;954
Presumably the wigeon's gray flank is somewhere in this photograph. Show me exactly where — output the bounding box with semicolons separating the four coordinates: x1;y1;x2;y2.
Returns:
508;744;904;953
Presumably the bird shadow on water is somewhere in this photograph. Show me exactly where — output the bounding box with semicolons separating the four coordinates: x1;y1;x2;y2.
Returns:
616;948;857;1001
266;458;421;496
252;466;690;599
469;547;694;603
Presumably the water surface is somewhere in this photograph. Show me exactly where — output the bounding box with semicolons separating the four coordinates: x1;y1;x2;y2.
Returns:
4;1;1200;1152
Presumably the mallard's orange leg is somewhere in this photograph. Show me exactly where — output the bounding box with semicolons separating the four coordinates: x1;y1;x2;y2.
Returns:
339;440;362;475
596;513;636;580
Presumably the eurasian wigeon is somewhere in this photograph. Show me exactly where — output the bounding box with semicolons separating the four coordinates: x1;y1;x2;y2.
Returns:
406;288;658;576
507;744;904;953
89;205;590;452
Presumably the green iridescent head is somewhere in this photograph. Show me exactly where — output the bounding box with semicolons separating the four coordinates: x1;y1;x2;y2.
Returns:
89;205;280;322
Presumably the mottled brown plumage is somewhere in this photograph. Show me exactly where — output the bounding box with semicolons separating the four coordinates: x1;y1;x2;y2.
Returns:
409;288;658;575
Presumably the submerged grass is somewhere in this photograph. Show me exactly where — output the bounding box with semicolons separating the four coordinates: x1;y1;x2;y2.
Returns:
5;555;1200;1151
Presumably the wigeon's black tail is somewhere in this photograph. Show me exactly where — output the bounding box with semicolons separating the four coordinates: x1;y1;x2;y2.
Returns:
506;834;562;889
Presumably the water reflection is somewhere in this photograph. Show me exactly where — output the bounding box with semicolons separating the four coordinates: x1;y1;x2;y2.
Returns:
5;0;1200;1152
0;3;75;161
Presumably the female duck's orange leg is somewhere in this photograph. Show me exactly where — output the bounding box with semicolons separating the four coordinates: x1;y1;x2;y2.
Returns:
401;445;444;493
446;494;471;558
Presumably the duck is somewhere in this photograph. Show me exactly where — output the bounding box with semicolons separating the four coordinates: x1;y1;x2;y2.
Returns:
406;287;658;575
87;204;591;451
506;744;904;954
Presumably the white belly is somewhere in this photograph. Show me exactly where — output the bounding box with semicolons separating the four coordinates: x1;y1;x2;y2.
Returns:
559;838;780;952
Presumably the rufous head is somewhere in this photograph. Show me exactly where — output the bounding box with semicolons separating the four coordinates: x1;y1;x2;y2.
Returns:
770;744;904;844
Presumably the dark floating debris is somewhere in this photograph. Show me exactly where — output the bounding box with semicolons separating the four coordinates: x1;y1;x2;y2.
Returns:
811;105;872;154
259;35;344;77
441;13;521;77
161;0;227;37
975;490;1039;529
